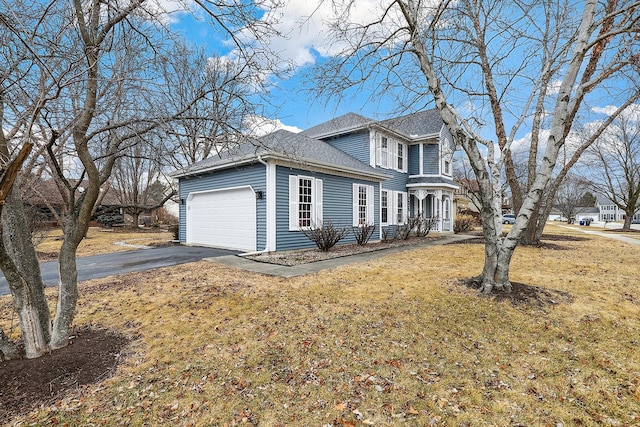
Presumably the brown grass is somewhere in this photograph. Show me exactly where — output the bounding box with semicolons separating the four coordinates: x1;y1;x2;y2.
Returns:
3;224;640;426
36;227;173;258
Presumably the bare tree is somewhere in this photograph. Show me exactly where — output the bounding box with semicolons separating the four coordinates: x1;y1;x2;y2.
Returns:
317;0;640;292
589;114;640;230
0;0;286;359
111;132;173;227
554;174;592;222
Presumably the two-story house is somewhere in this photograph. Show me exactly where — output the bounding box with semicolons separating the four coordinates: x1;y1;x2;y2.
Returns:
172;110;458;252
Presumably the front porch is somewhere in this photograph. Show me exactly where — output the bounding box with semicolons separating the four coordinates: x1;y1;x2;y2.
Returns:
408;187;455;233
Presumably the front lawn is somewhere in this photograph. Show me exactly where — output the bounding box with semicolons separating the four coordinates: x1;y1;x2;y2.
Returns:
2;224;639;425
35;227;174;259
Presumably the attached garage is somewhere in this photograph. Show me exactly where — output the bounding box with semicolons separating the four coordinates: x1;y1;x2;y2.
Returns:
185;186;257;252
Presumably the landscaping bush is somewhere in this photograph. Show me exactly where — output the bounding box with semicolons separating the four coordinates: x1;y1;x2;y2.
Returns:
352;223;376;246
454;214;476;233
415;216;438;237
300;221;350;252
381;226;395;242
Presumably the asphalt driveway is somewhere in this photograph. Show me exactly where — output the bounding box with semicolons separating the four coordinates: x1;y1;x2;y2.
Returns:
0;245;239;296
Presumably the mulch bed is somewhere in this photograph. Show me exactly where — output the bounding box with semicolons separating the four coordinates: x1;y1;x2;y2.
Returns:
0;326;130;420
457;277;574;307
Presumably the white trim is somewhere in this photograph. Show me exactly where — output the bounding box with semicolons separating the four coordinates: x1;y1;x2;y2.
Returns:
352;183;375;226
419;143;424;175
289;175;323;231
265;161;276;251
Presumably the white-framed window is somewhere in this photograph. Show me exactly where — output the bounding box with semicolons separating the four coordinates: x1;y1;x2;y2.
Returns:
353;184;374;226
376;133;407;173
397;143;406;171
377;136;389;168
381;189;389;225
443;197;451;220
289;175;322;230
444;160;451;175
396;191;407;224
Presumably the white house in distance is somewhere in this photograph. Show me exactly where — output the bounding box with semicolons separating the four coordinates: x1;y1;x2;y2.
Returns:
596;195;640;222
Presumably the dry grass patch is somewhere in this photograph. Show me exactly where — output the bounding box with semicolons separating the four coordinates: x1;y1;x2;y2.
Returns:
36;227;173;259
2;227;639;426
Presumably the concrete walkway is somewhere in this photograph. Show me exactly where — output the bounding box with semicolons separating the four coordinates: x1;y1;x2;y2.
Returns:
557;224;640;247
208;233;478;278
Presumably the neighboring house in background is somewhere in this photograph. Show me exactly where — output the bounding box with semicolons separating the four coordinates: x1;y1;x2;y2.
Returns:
454;179;480;213
596;195;640;222
597;196;625;222
21;179;123;226
172;109;459;252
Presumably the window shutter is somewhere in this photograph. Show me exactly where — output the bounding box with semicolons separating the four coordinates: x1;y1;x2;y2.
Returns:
390;191;396;225
315;178;323;226
367;185;374;225
370;132;376;166
402;192;408;223
375;135;381;166
289;175;298;231
352;183;359;226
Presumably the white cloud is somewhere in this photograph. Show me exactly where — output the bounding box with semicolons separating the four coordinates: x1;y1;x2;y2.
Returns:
229;0;384;70
244;115;302;137
592;104;640;122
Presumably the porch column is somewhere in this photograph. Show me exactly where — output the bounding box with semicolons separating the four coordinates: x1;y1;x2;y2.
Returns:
414;189;428;217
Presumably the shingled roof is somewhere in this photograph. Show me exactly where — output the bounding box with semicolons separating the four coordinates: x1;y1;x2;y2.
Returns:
172;129;389;180
303;109;444;141
302;112;374;139
378;110;444;139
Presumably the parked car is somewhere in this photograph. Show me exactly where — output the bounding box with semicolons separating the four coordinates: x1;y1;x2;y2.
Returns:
553;216;568;222
502;214;516;224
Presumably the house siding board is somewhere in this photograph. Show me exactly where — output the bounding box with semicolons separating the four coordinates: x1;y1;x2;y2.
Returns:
380;168;408;193
321;131;371;165
423;144;439;174
275;165;379;250
408;144;420;175
177;164;266;249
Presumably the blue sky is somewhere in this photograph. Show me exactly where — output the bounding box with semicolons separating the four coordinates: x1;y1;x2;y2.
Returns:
165;0;638;151
167;0;404;133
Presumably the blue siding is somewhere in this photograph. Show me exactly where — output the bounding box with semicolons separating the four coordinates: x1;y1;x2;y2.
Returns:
275;166;380;250
380;168;408;193
322;131;371;165
178;164;266;249
408;144;420;175
423;144;439;174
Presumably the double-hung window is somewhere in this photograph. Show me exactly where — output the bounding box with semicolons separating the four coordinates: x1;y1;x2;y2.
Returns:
379;137;389;168
376;134;407;173
397;143;406;171
381;190;389;225
381;189;407;225
353;184;374;226
396;192;405;224
289;175;323;230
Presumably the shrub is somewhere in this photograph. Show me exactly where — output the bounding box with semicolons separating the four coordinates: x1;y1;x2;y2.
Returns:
415;216;437;237
381;226;395;242
353;223;376;246
454;214;476;233
300;221;350;252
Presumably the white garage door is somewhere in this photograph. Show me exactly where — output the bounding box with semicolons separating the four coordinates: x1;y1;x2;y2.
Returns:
186;186;256;251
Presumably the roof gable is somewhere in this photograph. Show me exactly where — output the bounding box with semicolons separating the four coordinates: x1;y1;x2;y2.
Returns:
377;109;444;140
172;129;388;180
302;112;374;139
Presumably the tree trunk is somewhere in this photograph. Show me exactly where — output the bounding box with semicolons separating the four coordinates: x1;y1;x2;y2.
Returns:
622;215;632;231
0;185;51;358
50;234;79;350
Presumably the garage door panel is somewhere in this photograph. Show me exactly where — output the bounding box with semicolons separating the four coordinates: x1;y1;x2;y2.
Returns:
186;187;256;251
